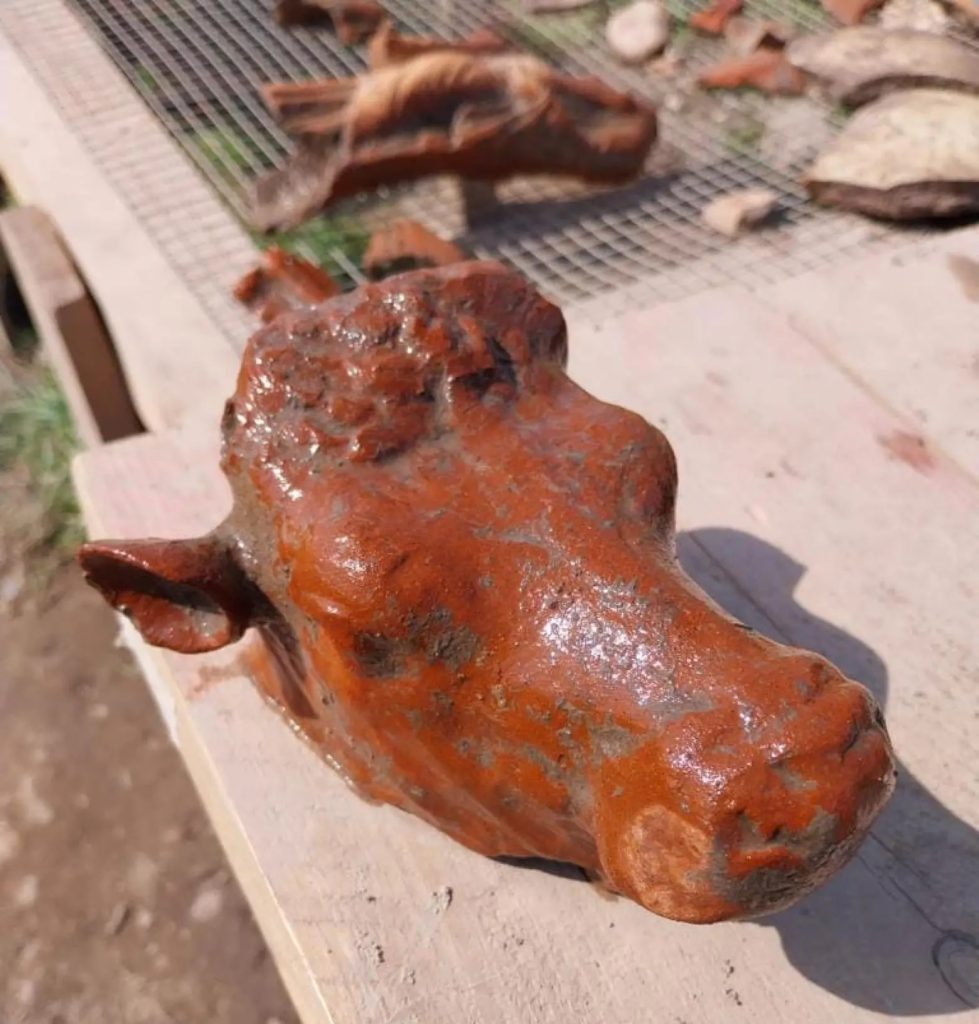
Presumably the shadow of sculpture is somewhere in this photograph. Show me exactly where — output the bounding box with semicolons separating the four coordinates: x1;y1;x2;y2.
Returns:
679;527;979;1016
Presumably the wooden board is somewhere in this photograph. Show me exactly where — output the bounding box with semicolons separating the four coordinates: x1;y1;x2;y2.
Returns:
0;206;142;446
758;225;979;478
0;19;241;433
73;280;979;1023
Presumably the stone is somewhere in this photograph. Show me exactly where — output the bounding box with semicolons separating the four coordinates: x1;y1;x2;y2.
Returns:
16;776;53;827
606;1;671;63
701;188;778;236
253;54;657;230
821;0;884;24
12;874;39;908
79;262;895;924
104;902;132;936
787;27;979;106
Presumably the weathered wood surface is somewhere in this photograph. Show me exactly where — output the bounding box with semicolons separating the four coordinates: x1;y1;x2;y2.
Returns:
0;206;142;446
759;224;979;478
74;271;979;1022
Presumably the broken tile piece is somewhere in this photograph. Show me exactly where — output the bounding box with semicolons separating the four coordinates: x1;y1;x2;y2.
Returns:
699;48;807;94
701;189;778;236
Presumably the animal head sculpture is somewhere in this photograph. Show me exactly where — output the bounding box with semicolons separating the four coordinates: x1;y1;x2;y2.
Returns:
79;262;895;923
253;53;657;230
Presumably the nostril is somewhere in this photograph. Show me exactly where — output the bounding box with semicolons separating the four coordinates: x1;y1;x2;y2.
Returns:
841;716;863;758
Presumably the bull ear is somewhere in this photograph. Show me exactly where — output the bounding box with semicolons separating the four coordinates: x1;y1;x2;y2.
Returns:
77;536;251;654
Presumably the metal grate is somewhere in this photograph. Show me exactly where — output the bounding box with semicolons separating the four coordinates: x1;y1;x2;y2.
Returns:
12;0;958;315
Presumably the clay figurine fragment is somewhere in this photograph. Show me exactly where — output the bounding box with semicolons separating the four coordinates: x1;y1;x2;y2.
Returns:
805;88;979;219
233;246;340;322
606;1;671;63
820;0;884;24
787;27;979;106
79;261;895;924
367;22;509;69
699;48;807;94
689;0;743;35
274;0;383;43
253;53;656;231
701;188;778;235
362;219;465;276
723;16;795;55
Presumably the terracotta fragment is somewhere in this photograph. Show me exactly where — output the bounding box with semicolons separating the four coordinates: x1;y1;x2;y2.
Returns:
79;261;896;924
689;0;744;35
232;246;341;323
252;53;657;231
787;27;979;106
699;48;808;94
362;219;465;276
820;0;884;24
805;88;979;219
274;0;384;43
367;22;509;70
723;16;795;55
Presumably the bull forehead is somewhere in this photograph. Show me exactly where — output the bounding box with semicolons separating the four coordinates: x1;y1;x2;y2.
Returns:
253;377;677;601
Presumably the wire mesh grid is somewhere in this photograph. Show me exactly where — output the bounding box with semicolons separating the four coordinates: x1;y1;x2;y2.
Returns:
6;0;962;319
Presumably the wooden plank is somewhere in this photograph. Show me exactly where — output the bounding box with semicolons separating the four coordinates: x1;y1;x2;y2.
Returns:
72;283;978;1023
758;224;979;478
0;27;240;432
0;206;142;446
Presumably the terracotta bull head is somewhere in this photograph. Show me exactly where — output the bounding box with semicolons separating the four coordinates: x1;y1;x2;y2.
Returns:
79;262;894;923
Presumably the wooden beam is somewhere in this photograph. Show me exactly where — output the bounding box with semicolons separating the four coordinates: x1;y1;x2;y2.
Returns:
0;206;142;446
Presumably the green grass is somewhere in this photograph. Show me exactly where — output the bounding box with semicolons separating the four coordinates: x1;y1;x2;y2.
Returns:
723;115;766;158
186;125;262;180
827;101;850;129
134;65;159;96
250;217;371;281
0;369;83;552
506;0;615;58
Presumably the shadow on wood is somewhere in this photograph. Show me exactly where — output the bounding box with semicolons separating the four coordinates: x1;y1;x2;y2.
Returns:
679;527;979;1015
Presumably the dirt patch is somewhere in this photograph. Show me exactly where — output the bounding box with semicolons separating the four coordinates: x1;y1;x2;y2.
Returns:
0;370;298;1022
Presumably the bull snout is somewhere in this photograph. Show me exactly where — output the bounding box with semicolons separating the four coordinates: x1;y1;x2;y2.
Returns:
598;651;896;924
